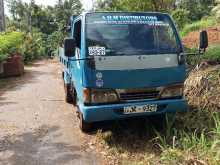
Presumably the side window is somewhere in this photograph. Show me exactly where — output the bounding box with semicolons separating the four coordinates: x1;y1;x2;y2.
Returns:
73;20;82;49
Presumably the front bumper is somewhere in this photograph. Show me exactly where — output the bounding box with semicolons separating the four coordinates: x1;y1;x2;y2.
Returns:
79;99;188;122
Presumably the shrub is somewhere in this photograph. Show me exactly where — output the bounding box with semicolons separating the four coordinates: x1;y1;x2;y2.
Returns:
0;32;24;62
172;9;190;30
46;31;64;56
181;17;217;37
21;30;47;63
203;44;220;62
185;45;220;65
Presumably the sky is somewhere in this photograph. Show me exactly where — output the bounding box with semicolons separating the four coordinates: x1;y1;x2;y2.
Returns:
4;0;94;15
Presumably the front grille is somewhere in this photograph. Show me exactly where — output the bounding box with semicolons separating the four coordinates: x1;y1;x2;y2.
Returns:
117;88;160;101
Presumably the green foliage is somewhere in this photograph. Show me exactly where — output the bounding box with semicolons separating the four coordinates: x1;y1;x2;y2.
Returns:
0;32;24;62
6;0;82;60
21;30;47;63
95;0;216;30
54;0;82;29
45;31;64;56
185;44;220;66
156;110;220;164
171;9;190;30
212;1;220;21
177;0;215;21
95;0;176;12
181;17;217;37
7;0;58;34
203;44;220;61
95;108;220;164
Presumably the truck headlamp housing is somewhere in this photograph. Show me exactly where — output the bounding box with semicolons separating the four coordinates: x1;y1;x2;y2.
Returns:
160;84;184;99
83;88;119;104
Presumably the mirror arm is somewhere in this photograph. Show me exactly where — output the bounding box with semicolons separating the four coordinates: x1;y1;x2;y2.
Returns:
182;52;197;56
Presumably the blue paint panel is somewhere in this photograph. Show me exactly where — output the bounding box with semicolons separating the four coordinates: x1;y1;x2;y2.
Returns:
79;98;188;122
84;65;186;89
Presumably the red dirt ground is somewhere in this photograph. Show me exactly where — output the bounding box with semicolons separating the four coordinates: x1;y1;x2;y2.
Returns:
182;25;220;48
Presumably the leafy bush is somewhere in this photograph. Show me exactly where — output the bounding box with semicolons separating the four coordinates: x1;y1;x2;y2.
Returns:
21;30;47;63
181;17;217;37
46;31;64;56
203;44;220;62
185;45;220;65
172;9;190;30
0;30;48;63
212;1;220;21
0;32;24;62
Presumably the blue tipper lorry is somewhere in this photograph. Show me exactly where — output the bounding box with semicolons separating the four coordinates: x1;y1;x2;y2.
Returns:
59;12;208;132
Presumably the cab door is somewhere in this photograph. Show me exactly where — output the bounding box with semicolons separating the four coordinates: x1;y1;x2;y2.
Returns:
71;18;84;101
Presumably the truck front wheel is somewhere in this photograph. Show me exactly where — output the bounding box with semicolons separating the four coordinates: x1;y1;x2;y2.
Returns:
79;112;93;133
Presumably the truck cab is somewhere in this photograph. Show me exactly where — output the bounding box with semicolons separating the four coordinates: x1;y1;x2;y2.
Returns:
59;12;207;132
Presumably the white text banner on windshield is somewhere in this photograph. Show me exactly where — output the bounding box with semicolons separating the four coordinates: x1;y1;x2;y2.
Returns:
90;15;169;26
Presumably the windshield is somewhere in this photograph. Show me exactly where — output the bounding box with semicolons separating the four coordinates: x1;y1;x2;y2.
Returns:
86;13;181;56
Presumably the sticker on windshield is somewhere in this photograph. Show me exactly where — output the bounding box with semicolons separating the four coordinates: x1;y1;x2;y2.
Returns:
92;15;169;26
88;47;106;56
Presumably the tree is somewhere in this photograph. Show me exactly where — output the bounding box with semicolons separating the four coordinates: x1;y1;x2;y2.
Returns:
6;0;82;56
212;0;220;20
95;0;176;12
178;0;215;21
53;0;82;29
171;9;190;29
7;0;57;34
7;0;82;34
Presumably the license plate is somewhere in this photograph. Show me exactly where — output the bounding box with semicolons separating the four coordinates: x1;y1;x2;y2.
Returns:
123;104;157;114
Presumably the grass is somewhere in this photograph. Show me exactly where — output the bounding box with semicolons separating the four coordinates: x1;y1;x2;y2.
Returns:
181;17;217;37
152;110;220;164
203;44;220;62
95;108;220;164
185;44;220;66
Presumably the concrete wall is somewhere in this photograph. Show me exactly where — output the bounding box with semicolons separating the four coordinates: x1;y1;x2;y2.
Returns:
0;55;24;78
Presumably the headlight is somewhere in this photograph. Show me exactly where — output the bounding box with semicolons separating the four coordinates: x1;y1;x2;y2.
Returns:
83;88;119;104
160;84;184;99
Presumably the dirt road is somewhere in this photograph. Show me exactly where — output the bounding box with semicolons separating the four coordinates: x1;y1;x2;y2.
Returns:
0;60;100;165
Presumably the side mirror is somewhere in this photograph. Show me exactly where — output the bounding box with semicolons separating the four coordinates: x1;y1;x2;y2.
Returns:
64;38;76;57
199;30;208;51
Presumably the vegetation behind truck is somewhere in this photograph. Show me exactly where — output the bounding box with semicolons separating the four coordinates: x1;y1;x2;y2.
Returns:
59;12;208;132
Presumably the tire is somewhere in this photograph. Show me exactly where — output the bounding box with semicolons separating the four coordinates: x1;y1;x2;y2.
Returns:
72;88;77;106
64;84;73;104
62;71;64;79
62;71;76;104
79;112;93;133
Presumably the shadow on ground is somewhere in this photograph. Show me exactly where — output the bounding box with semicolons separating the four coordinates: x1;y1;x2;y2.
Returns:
90;115;171;154
0;125;81;165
